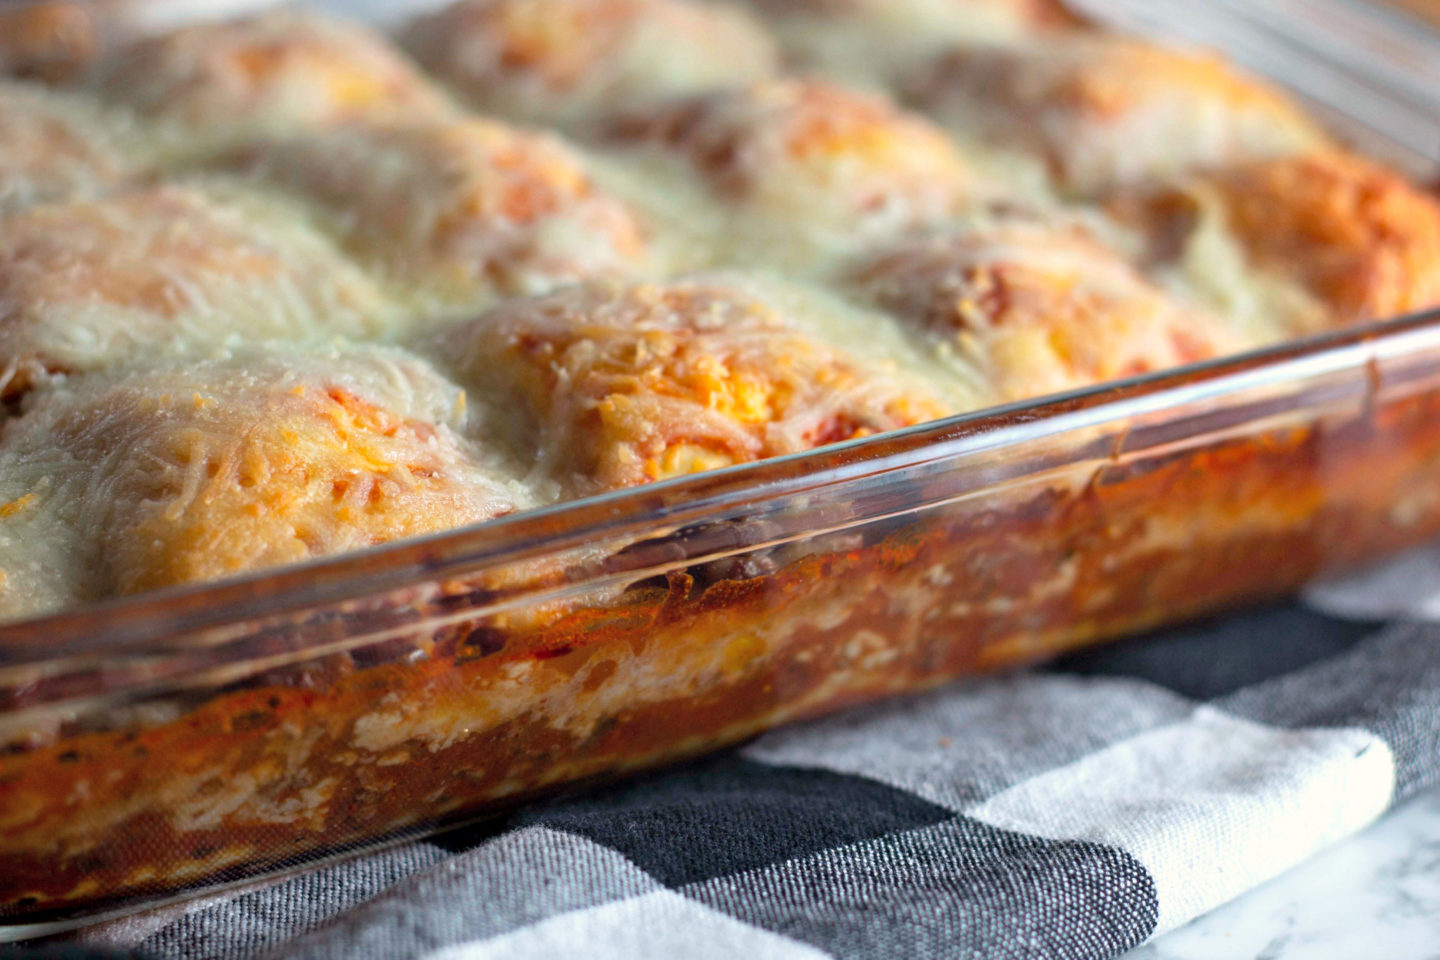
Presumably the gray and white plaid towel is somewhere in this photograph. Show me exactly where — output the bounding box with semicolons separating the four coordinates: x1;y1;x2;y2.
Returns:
18;546;1440;960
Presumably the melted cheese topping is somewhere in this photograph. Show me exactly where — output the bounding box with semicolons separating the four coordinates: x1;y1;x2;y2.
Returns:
400;0;779;129
94;9;456;150
230;117;651;310
439;277;955;492
900;35;1329;196
847;222;1245;401
0;184;396;399
0;346;528;618
0;1;1433;620
598;79;972;268
1112;151;1440;337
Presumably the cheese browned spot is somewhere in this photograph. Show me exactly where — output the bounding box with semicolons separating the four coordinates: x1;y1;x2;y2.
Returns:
232;118;650;307
602;78;971;246
0;185;392;399
0;347;524;616
443;278;953;492
1112;151;1440;336
900;35;1328;196
96;9;454;145
0;81;138;213
847;223;1242;402
400;0;779;129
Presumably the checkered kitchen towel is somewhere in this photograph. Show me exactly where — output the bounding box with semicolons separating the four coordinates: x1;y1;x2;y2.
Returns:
17;546;1440;960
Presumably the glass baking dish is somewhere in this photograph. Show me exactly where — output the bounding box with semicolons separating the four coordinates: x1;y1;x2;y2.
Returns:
6;0;1440;935
7;312;1440;930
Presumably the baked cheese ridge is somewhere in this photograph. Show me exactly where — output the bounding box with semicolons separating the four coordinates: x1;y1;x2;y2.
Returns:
0;0;1438;621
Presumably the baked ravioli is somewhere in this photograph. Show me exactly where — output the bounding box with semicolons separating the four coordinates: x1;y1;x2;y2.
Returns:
1111;151;1440;337
231;117;649;306
847;222;1241;401
94;9;455;147
0;346;524;618
400;0;779;129
900;35;1328;195
0;185;393;399
441;278;953;491
600;79;972;259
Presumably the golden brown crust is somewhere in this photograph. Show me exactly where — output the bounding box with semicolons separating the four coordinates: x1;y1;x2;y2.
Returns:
94;384;509;596
97;9;454;142
602;78;971;238
1112;151;1440;333
847;224;1241;401
900;35;1328;194
400;0;779;128
232;118;650;303
446;278;952;490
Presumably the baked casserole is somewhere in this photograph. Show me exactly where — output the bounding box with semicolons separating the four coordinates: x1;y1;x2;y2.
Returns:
5;0;1440;922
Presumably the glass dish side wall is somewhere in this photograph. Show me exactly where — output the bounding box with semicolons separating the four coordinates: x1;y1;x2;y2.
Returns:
5;316;1440;924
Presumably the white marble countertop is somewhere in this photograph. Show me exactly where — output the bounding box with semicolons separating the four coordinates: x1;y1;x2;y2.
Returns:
1125;787;1440;959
